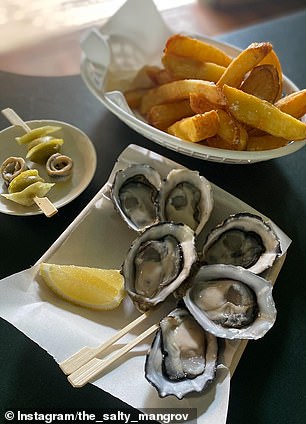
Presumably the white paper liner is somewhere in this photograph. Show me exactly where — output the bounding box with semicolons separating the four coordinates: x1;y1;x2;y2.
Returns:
80;0;306;164
0;144;291;424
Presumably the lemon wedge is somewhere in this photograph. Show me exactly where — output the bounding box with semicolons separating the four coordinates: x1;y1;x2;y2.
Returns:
39;263;125;310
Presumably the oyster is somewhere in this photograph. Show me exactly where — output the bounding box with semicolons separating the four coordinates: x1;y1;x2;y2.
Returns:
111;164;162;231
201;212;281;274
145;307;218;399
184;264;277;340
159;169;213;235
121;222;197;312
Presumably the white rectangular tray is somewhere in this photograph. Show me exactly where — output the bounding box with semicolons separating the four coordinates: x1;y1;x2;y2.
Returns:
0;144;290;424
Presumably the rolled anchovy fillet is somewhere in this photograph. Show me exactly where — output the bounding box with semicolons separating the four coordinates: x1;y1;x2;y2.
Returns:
46;153;73;178
0;156;27;183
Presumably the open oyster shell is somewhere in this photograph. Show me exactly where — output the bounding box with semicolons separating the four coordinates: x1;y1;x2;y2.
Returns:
121;222;197;312
184;264;277;340
158;169;214;235
145;306;218;399
201;212;281;274
110;163;162;232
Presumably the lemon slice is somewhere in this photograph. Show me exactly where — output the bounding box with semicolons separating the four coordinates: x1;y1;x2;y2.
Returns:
39;263;126;310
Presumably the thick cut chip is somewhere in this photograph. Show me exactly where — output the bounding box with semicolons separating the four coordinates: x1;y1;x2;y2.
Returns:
167;110;219;142
240;64;280;103
39;263;125;310
162;52;225;82
275;89;306;118
164;34;232;67
129;65;160;89
189;93;216;114
217;42;272;88
223;84;306;140
202;135;242;150
124;88;149;109
140;79;226;115
247;135;290;150
258;49;283;101
216;109;248;150
147;100;194;130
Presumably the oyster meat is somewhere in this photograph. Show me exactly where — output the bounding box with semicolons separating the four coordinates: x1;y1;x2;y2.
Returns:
159;169;213;235
111;164;162;231
122;222;197;312
184;264;277;339
145;307;218;399
201;212;281;274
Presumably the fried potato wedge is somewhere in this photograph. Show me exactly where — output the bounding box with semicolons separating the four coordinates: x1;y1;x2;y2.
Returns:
217;42;272;88
258;49;283;101
189;93;216;114
140;79;226;115
147;68;173;86
164;34;232;67
216;109;248;150
202;135;241;150
147;100;194;130
275;89;306;118
247;135;290;150
240;64;280;103
162;52;225;82
223;84;306;140
124;88;148;109
124;88;149;109
129;65;172;89
167;110;219;143
129;65;160;89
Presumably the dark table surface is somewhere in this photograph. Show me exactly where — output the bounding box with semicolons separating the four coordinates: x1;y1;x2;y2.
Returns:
1;8;306;424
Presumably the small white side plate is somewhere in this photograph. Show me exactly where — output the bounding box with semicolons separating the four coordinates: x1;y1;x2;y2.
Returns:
0;120;97;216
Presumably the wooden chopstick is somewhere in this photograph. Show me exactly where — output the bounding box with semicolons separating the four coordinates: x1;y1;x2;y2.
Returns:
68;323;159;388
60;312;150;375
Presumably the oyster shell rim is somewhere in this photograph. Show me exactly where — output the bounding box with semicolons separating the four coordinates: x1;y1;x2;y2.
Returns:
184;264;277;340
110;163;162;232
121;221;197;312
144;306;218;399
158;168;214;236
201;212;281;275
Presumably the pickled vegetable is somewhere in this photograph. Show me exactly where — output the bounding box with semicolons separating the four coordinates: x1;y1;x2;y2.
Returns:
15;125;64;164
2;182;55;206
8;169;44;193
26;138;64;163
16;126;61;145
